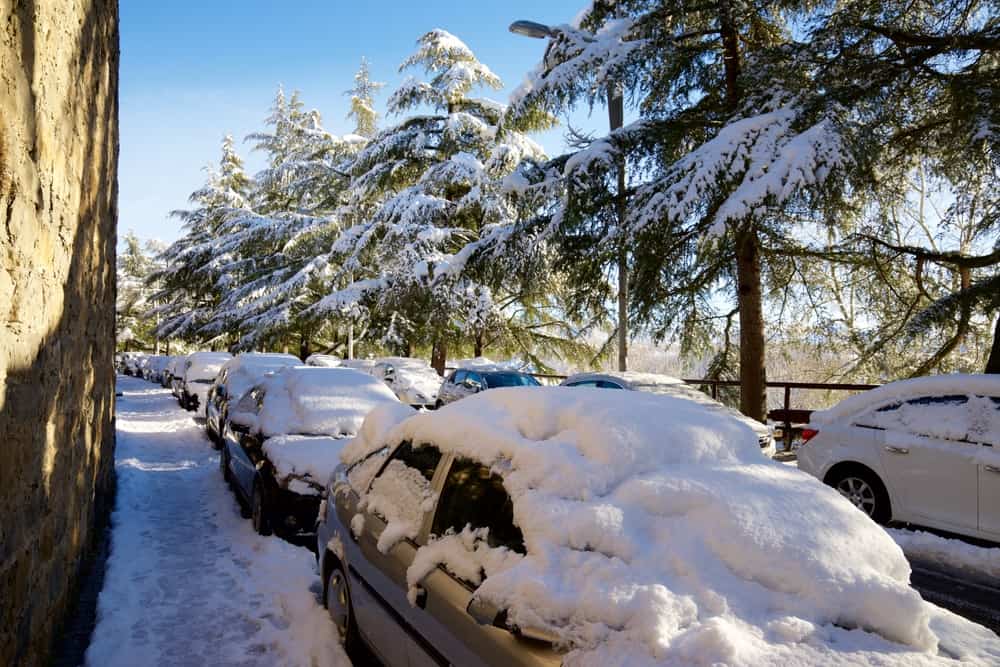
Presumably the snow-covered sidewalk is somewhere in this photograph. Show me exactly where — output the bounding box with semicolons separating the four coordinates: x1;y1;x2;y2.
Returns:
86;376;348;666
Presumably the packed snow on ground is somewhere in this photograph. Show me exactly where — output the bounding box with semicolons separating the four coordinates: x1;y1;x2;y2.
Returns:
890;528;1000;581
231;366;399;438
346;386;1000;666
86;376;347;667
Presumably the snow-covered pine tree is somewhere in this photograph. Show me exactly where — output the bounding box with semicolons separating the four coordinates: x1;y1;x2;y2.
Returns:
209;88;367;356
148;135;253;347
315;29;581;370
345;57;384;139
117;230;165;351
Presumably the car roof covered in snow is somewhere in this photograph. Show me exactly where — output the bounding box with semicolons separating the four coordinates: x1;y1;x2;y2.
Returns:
219;353;302;401
240;366;400;438
342;386;1000;664
449;356;526;372
563;371;770;437
810;373;1000;425
304;353;342;368
183;351;233;381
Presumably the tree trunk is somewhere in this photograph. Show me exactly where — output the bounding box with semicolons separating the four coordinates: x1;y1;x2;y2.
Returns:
986;314;1000;374
299;331;311;361
431;338;447;376
718;2;742;113
736;225;767;422
474;330;484;358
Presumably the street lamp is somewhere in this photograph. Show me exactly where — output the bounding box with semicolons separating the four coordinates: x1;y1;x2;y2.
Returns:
509;19;629;372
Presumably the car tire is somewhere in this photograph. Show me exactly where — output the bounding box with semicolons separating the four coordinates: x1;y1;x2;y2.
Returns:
435;399;443;409
828;466;891;524
251;479;272;536
326;562;359;652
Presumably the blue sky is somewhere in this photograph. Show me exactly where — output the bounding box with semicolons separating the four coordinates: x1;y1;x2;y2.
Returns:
119;0;600;245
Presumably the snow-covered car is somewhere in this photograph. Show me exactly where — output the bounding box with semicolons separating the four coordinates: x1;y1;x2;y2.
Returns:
371;357;442;408
143;355;171;383
222;366;402;536
205;352;301;446
317;386;1000;666
161;355;179;388
305;353;342;368
123;353;147;377
178;351;233;412
435;368;540;407
798;374;1000;542
339;358;376;374
561;371;776;457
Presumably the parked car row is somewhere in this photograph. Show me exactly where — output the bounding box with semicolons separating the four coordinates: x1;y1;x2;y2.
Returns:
118;355;999;663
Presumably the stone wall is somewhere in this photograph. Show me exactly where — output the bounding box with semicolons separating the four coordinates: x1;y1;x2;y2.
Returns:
0;1;119;664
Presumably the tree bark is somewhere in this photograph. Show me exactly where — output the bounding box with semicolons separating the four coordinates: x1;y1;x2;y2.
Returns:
736;225;767;422
474;330;484;358
986;314;1000;374
431;339;447;376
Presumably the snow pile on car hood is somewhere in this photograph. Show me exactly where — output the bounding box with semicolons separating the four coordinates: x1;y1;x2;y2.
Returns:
252;367;399;438
222;353;301;402
264;435;351;496
360;387;1000;665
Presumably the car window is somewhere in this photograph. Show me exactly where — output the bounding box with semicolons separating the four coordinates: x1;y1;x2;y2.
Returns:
856;394;972;442
368;442;443;530
432;457;525;555
598;380;625;389
566;380;599;387
452;370;467;384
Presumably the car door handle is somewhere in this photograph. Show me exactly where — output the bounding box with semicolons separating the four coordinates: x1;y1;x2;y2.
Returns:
884;446;909;455
985;465;1000;474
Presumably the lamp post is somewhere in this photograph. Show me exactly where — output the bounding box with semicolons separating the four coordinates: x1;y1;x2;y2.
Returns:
509;20;628;371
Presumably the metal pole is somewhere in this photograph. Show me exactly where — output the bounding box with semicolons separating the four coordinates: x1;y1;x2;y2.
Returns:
609;83;627;371
783;385;792;451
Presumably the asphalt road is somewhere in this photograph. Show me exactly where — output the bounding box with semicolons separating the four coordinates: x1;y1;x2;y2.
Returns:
910;558;1000;635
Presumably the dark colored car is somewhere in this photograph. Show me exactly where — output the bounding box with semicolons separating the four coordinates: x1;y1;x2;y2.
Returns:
204;353;300;447
435;369;540;408
221;366;400;536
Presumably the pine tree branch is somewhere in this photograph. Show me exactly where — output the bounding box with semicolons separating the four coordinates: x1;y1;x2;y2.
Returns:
856;23;1000;52
855;235;1000;269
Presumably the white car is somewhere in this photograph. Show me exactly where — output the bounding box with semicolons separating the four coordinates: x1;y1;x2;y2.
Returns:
305;354;342;368
798;374;1000;542
371;357;442;408
561;371;776;457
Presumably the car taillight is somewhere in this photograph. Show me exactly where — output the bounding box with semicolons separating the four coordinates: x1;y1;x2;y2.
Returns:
800;428;819;443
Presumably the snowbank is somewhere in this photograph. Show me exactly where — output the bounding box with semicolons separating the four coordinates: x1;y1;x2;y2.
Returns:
890;527;1000;581
238;366;399;438
810;374;1000;425
348;386;1000;665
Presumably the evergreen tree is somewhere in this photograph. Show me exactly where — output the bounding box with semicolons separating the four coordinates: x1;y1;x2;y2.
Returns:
149;136;253;346
345;57;384;138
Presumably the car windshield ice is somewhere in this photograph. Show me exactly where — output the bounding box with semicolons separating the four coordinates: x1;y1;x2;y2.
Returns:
482;372;540;388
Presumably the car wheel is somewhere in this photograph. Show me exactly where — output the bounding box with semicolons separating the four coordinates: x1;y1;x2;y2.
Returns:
830;468;891;524
434;399;443;409
251;480;272;536
326;563;359;651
